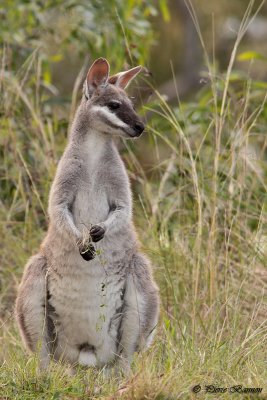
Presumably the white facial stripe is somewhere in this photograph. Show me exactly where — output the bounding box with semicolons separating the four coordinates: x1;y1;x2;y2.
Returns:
91;105;128;129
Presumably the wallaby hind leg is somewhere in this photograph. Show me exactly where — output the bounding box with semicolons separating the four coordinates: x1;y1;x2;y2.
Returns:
117;253;159;370
15;253;50;368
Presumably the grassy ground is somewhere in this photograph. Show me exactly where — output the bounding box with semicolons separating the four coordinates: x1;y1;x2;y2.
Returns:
0;6;267;400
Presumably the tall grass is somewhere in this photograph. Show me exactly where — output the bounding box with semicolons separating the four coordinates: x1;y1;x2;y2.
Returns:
0;2;267;399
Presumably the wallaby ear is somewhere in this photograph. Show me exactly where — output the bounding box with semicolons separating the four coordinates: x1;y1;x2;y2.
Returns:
86;58;110;97
108;66;142;89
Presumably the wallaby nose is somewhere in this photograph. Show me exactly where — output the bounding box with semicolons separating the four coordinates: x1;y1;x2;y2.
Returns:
134;121;145;135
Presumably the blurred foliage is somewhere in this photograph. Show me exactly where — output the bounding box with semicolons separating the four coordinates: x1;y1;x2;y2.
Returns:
151;0;267;85
0;0;161;224
0;0;158;66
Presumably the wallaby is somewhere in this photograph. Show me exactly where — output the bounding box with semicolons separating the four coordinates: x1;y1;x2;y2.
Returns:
15;58;159;372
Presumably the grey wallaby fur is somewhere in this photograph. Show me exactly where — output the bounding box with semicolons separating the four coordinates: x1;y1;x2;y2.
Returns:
15;58;160;372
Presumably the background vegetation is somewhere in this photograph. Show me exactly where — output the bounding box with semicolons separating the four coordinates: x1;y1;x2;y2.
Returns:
0;0;266;399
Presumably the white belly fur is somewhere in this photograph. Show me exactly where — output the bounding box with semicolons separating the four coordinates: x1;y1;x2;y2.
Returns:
48;259;126;366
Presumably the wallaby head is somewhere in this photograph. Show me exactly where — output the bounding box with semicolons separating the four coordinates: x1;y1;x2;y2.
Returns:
79;58;145;138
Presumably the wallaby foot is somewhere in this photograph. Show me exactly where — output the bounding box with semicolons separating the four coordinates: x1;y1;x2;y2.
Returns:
102;362;129;380
38;343;51;371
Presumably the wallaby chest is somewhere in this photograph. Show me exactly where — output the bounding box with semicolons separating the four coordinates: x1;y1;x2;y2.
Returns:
73;174;109;228
72;135;112;228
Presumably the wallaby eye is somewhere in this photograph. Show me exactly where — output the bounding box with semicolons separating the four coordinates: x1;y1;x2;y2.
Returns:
107;101;120;110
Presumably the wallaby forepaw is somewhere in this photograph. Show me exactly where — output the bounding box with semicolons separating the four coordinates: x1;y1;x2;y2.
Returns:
80;243;96;261
90;225;105;242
